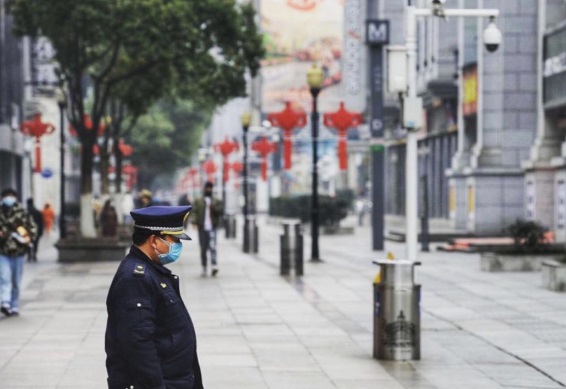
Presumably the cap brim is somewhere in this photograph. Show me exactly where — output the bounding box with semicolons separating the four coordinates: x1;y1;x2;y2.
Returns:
178;232;192;240
160;230;192;240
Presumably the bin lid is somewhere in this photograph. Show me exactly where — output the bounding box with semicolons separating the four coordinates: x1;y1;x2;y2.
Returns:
372;259;421;267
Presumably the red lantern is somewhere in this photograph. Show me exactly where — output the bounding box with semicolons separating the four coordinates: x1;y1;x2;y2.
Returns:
20;113;56;173
214;137;239;183
323;102;363;170
251;137;277;181
231;161;243;175
230;161;243;190
267;101;307;170
118;138;133;157
69;114;105;137
202;160;217;182
188;167;200;190
123;164;138;189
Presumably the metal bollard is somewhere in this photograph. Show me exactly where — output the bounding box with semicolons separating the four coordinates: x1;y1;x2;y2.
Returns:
372;258;421;361
280;222;303;276
243;216;259;254
224;214;237;239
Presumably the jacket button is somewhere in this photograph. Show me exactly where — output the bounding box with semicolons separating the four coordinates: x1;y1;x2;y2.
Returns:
137;303;141;307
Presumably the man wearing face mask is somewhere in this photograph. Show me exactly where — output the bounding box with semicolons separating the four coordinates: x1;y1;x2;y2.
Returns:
105;205;203;389
0;188;37;317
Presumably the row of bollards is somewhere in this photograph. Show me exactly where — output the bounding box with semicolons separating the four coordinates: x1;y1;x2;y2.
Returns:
243;216;259;254
280;221;303;276
224;214;237;239
230;213;421;362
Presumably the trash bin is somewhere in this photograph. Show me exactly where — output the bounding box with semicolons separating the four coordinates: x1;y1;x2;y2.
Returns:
280;221;303;276
243;216;259;254
224;213;236;239
372;259;421;361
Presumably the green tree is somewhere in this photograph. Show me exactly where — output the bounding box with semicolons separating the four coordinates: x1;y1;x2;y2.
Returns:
129;100;213;190
8;0;263;236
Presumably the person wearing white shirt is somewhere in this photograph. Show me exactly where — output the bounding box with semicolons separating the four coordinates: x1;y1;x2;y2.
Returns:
190;182;223;276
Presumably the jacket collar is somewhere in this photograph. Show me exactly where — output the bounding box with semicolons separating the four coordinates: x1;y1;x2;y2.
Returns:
128;245;172;276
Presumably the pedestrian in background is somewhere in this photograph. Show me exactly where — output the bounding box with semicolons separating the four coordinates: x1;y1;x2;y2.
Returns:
105;205;203;389
42;202;55;237
138;189;154;208
26;198;43;262
121;191;135;224
0;188;37;317
100;199;118;237
191;182;223;277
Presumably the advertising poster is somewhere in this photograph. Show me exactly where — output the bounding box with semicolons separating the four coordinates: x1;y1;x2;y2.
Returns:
260;0;344;114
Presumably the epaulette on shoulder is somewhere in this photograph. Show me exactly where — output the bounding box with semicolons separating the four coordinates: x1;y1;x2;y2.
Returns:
133;263;146;277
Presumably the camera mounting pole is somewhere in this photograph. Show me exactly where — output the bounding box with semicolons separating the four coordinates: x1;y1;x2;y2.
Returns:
401;3;501;262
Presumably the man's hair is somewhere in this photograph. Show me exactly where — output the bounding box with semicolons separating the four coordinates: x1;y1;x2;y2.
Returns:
1;188;17;198
204;181;213;189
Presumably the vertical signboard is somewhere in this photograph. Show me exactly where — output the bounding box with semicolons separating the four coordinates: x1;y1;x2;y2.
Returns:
366;19;389;139
462;63;478;117
366;18;389;251
343;0;366;112
31;37;58;96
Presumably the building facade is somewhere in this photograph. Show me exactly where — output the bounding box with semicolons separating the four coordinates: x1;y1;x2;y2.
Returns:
525;1;566;242
0;4;28;197
382;0;566;237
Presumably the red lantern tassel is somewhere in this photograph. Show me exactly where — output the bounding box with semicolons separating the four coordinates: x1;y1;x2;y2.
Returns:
223;161;230;182
261;157;268;181
284;132;292;170
34;138;42;173
338;134;347;171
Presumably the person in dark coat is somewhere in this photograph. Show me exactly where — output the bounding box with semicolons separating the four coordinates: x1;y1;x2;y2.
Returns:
105;205;203;389
26;198;44;262
190;182;223;277
100;199;118;237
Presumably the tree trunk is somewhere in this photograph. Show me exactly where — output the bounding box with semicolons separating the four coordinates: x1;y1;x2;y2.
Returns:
115;143;123;194
100;146;110;195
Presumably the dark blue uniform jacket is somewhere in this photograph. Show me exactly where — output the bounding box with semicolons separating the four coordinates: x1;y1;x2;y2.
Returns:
105;246;203;389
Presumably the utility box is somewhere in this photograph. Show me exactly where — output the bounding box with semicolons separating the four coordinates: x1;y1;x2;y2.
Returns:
372;259;421;360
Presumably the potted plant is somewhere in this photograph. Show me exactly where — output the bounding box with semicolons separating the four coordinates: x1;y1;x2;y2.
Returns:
481;219;565;272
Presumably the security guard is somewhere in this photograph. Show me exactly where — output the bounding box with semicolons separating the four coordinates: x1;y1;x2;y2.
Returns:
105;205;203;389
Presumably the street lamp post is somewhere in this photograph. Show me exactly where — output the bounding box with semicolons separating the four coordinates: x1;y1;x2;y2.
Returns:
241;112;252;253
56;89;67;239
399;2;501;261
307;63;324;262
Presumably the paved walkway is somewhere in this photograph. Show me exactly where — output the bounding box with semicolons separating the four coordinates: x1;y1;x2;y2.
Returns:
0;217;565;388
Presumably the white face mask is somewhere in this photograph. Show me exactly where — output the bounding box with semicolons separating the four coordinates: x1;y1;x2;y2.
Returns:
2;196;16;207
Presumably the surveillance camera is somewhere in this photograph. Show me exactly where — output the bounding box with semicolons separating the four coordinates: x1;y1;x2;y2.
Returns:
483;19;502;53
431;0;447;18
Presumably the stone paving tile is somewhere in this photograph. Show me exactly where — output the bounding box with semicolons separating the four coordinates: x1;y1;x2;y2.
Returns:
201;366;267;388
261;371;334;389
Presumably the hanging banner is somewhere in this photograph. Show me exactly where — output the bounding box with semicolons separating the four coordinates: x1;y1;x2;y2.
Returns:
260;0;344;113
